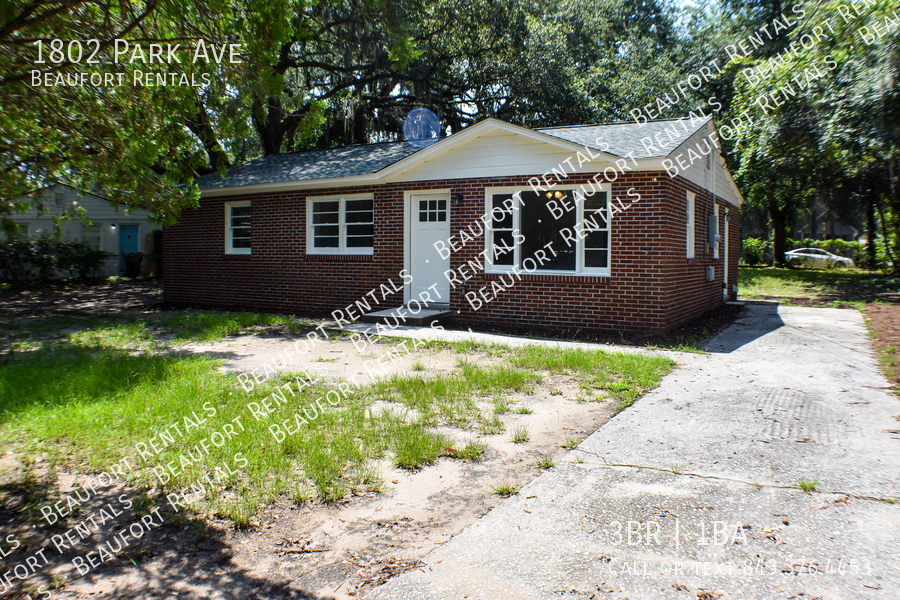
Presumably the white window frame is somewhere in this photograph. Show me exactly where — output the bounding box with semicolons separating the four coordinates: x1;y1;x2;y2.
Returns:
686;192;695;259
306;193;374;255
483;185;611;276
713;202;720;259
225;200;251;255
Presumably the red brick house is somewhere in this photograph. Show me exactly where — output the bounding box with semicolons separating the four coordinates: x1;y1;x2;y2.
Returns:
164;117;743;332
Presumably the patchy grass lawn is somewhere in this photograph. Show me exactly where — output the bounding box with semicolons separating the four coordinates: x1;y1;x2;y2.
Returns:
738;267;900;307
0;310;674;525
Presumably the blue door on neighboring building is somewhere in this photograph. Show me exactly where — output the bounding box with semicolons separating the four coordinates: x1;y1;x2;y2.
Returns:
119;225;139;272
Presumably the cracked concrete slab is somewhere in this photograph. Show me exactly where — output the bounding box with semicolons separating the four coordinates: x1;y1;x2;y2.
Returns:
368;304;900;600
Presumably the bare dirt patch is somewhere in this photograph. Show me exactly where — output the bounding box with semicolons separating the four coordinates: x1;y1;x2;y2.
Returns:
1;333;622;599
863;303;900;390
0;279;161;319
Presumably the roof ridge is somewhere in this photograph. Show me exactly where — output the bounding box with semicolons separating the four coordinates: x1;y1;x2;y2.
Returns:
536;116;711;130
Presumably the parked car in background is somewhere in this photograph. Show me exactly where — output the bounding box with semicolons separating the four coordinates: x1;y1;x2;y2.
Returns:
785;248;854;268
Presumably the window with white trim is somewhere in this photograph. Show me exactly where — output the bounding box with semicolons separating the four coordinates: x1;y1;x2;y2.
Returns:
307;195;374;254
686;192;695;258
225;201;251;254
484;186;610;275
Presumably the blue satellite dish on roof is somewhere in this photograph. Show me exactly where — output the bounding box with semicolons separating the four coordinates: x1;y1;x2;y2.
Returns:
403;108;441;148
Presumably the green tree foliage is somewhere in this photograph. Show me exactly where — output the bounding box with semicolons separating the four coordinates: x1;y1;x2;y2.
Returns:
0;0;293;224
728;0;897;268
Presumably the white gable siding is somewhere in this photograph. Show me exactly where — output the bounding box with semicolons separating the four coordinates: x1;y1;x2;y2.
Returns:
385;130;632;183
714;155;742;207
667;124;742;207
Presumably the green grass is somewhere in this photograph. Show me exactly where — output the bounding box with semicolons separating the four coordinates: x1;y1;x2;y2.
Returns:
490;481;520;497
492;398;512;414
368;361;538;427
510;423;530;443
477;413;505;434
795;478;819;493
535;452;555;469
1;310;319;349
392;427;452;470
457;439;487;461
508;345;675;409
562;437;579;449
158;311;316;341
0;311;674;523
739;267;897;306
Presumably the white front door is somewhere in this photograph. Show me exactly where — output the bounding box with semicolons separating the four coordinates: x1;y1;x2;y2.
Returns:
406;192;451;305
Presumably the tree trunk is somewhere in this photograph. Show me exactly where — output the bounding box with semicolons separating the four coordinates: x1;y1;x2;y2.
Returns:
888;158;900;276
769;199;787;267
185;102;231;173
876;198;895;269
866;196;877;269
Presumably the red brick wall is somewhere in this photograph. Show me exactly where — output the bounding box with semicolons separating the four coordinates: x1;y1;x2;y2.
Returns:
163;172;740;332
661;177;741;331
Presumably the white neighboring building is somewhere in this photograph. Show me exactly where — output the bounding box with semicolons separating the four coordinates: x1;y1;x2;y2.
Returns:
5;184;161;276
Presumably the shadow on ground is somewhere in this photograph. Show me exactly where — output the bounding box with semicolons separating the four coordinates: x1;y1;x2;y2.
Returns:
0;472;335;600
704;301;785;354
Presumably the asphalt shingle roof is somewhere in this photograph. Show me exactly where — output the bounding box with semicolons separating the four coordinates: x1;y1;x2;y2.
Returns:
195;141;421;189
537;116;710;159
197;117;710;190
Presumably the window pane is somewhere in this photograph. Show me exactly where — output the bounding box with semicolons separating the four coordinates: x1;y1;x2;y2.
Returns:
230;206;251;217
493;231;514;266
419;211;428;222
231;216;251;227
519;190;576;271
346;236;374;248
491;194;514;229
585;249;608;268
345;210;373;224
313;201;339;213
232;229;251;240
584;192;607;213
232;238;251;249
438;199;446;210
313;233;341;248
313;211;339;224
346;199;373;213
584;230;608;250
314;225;339;238
437;210;446;222
346;224;373;237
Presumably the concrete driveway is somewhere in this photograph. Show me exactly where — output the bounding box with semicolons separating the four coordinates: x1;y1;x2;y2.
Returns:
368;303;900;600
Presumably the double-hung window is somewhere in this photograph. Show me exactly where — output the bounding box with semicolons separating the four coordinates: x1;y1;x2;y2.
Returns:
307;194;374;254
225;201;251;254
484;186;611;275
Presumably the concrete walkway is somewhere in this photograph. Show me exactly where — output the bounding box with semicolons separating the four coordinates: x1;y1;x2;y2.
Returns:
368;304;900;600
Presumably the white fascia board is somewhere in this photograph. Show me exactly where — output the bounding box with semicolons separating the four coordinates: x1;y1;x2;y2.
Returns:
200;174;380;198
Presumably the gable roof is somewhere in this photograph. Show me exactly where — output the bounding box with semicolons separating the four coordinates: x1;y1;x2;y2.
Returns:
196;116;712;191
537;117;709;159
